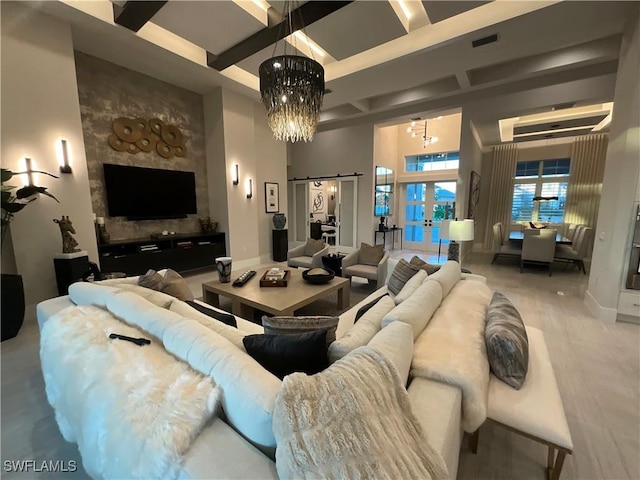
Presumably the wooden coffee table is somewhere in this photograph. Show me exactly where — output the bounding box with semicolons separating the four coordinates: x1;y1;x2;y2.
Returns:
202;267;350;319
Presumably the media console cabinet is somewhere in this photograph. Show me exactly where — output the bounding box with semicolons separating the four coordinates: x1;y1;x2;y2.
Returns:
98;232;226;276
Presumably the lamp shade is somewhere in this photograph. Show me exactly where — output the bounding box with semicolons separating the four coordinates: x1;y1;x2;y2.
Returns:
449;219;474;241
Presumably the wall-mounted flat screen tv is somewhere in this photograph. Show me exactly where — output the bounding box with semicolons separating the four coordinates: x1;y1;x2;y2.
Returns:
103;163;197;220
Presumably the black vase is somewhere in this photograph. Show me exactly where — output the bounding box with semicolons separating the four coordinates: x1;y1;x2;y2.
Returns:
1;273;25;341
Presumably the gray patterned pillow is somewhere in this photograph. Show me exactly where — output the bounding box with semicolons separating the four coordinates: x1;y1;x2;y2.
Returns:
138;269;164;291
387;259;420;296
485;292;529;390
409;256;441;275
262;315;339;346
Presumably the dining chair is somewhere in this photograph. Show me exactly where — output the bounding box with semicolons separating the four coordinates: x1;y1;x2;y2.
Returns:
491;222;522;263
554;226;593;274
521;229;557;276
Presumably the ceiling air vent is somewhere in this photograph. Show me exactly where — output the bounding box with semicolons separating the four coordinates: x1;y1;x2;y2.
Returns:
472;34;498;48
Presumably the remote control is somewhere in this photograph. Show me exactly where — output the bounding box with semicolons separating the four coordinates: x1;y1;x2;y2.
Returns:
233;270;256;287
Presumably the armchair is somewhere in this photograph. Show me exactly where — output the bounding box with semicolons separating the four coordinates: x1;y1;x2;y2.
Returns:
287;240;329;269
342;246;389;289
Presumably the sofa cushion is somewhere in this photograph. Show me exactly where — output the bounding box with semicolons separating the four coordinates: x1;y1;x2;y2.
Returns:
425;261;460;298
387;258;421;295
138;269;164;291
161;269;194;301
394;270;428;304
243;330;329;380
354;294;389;323
359;242;385;266
110;283;175;308
184;300;237;327
169;301;246;351
328;295;396;363
485;292;529;390
410;256;442;275
381;281;443;339
367;321;414;386
68;282;121;308
287;256;314;268
343;264;378;280
261;316;339;346
303;238;325;256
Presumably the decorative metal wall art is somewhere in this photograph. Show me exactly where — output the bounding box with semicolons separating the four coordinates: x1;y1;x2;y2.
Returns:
108;117;186;159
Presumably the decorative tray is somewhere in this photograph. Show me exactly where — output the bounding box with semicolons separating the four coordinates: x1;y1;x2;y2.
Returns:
259;269;291;288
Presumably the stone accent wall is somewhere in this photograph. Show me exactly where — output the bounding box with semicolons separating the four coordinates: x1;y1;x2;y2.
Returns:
74;52;209;241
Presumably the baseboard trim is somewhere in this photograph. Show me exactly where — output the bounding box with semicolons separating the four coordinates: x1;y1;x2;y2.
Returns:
584;290;617;323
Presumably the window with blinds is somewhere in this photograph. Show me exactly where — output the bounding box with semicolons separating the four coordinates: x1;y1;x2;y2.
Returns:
511;159;570;222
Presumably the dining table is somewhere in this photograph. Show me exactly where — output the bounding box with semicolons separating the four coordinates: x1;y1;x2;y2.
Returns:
509;230;572;245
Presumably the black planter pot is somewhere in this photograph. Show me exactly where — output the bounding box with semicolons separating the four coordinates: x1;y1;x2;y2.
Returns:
1;273;25;342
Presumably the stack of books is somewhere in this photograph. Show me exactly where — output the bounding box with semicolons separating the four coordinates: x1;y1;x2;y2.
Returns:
264;268;286;281
139;244;158;252
177;241;193;248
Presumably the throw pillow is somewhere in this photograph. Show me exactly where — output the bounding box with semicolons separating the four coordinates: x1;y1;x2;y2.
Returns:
261;315;339;346
394;269;428;304
409;256;442;275
243;330;329;380
161;269;194;301
485;292;529;390
138;269;164;291
387;258;421;296
354;294;389;323
184;300;237;328
359;242;385;266
303;238;325;256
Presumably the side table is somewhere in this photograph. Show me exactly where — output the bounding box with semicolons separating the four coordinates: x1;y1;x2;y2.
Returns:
322;254;346;277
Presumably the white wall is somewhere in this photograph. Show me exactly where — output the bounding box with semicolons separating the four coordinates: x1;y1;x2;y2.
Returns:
203;88;287;267
586;11;640;322
458;113;484;258
289;125;375;246
1;3;97;313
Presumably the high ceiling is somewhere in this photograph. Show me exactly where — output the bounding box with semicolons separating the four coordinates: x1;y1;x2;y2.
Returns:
32;0;636;146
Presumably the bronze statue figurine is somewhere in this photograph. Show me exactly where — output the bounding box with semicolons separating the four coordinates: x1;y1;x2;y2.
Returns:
53;216;80;253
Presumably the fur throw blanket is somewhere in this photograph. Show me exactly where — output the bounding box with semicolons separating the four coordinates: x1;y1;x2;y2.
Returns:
40;305;220;479
411;280;492;432
273;347;449;479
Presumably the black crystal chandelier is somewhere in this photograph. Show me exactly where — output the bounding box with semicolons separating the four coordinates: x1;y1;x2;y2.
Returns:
259;1;325;143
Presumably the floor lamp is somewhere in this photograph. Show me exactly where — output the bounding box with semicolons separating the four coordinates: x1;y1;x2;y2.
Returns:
448;220;475;269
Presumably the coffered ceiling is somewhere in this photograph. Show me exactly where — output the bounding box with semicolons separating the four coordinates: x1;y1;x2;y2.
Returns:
32;0;637;146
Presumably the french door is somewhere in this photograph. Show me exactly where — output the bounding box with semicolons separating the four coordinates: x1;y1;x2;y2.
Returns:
403;181;456;252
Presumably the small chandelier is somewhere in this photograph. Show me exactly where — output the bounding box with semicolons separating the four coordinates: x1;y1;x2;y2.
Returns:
406;118;439;147
259;1;325;143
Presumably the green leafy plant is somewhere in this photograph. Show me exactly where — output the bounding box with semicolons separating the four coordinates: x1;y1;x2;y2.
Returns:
1;168;59;245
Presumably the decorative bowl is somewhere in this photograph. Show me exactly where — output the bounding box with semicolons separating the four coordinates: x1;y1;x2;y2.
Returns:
302;268;335;284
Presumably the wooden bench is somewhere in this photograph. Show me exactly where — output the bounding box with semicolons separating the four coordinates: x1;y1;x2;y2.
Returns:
471;326;573;480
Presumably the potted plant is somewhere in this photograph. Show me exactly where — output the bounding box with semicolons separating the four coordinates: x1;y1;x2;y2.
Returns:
1;167;58;341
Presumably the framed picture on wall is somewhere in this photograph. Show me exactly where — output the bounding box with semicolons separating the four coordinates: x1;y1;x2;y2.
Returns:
265;182;279;213
468;171;480;220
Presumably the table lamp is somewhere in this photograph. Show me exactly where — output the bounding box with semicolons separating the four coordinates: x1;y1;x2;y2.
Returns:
448;219;474;267
438;220;450;263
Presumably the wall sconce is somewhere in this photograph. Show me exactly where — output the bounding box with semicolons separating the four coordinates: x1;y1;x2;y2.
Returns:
329;185;337;200
246;178;253;199
232;164;239;185
59;139;72;174
24;157;35;186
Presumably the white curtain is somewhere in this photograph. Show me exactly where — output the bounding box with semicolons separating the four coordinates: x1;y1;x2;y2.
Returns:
564;134;608;234
483;144;518;248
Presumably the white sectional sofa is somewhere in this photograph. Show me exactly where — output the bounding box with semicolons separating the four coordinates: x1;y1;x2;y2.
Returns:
37;260;490;479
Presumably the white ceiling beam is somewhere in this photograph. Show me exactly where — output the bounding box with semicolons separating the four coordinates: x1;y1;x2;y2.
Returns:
349;100;371;112
388;0;430;33
456;71;471;89
325;0;561;82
